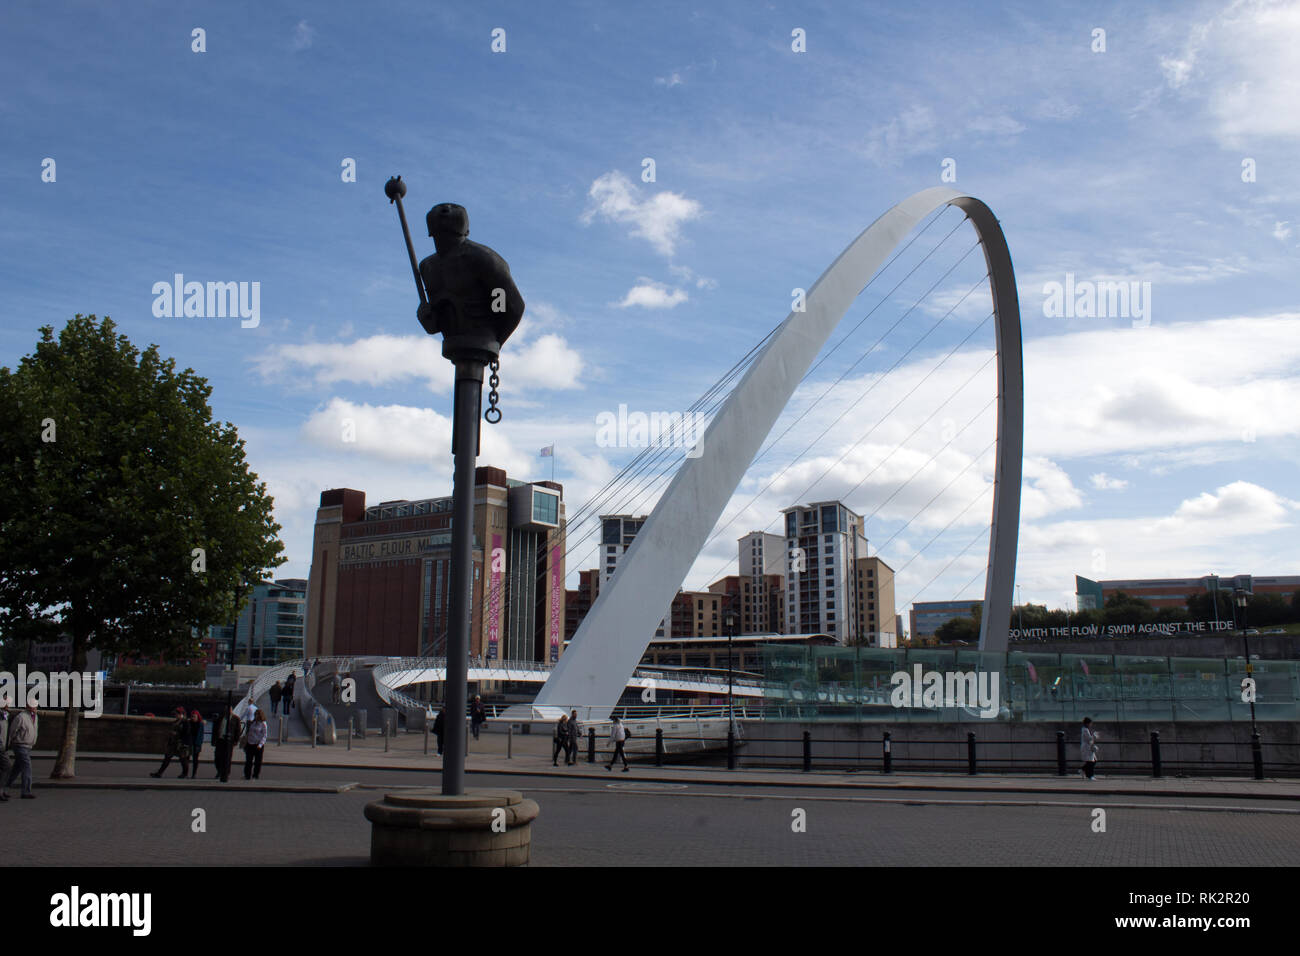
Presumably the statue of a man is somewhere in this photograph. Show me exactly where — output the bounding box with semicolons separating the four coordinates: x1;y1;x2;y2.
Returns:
416;203;525;363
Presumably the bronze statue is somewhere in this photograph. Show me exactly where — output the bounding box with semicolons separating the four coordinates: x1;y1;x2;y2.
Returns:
415;203;524;364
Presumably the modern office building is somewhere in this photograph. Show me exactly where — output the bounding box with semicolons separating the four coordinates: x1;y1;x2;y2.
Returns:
1076;574;1300;611
782;501;867;643
855;556;897;647
231;578;307;666
910;599;983;643
304;468;565;662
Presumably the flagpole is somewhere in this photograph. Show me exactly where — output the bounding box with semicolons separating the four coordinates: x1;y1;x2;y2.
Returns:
551;443;555;482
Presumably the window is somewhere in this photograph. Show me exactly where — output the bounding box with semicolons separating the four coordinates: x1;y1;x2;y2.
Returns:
821;505;838;532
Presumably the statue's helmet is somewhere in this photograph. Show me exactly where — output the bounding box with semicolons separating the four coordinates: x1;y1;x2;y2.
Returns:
427;203;469;239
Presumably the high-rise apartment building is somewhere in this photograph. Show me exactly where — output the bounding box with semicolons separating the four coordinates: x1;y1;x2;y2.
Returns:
854;556;896;647
782;501;867;643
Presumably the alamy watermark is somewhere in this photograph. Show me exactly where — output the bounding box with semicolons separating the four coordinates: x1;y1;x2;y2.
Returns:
890;665;1000;718
1042;273;1151;328
152;274;260;328
0;666;104;717
595;403;708;458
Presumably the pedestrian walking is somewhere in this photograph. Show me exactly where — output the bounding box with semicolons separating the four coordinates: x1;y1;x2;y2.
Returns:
210;709;230;782
566;710;582;765
470;695;486;741
243;708;268;780
1080;716;1100;780
269;681;283;714
282;672;296;715
4;700;38;799
187;709;205;779
150;706;191;778
239;694;258;728
331;673;342;704
0;697;14;801
605;716;630;772
552;714;569;766
432;707;445;755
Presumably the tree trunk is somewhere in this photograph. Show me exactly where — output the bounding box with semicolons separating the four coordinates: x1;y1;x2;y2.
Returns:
50;628;89;779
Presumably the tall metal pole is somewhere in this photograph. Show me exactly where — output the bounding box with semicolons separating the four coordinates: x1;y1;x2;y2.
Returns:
1238;592;1257;734
443;359;484;796
726;615;736;770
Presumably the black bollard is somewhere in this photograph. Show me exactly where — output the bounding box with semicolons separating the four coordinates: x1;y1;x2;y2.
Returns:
655;727;664;767
966;732;977;775
1150;731;1162;778
587;727;596;764
802;730;812;773
1252;732;1264;780
883;732;892;774
1056;730;1066;776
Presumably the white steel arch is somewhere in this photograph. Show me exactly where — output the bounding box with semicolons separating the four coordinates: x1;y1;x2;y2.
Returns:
534;188;1022;719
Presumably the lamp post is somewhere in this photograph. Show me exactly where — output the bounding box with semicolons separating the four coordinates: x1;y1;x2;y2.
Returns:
384;177;524;796
1235;590;1257;733
725;608;736;770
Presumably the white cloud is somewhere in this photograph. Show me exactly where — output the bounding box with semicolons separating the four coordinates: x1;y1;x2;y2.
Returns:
581;171;702;256
291;20;316;52
300;397;530;472
252;330;583;392
1273;221;1293;241
966;114;1026;137
1159;0;1300;146
616;279;689;309
861;105;938;166
1090;472;1129;491
655;72;684;87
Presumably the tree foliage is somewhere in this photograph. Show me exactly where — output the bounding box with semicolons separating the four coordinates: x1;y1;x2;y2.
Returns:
0;315;284;774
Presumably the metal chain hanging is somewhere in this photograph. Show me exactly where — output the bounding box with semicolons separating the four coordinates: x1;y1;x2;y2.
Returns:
484;359;502;422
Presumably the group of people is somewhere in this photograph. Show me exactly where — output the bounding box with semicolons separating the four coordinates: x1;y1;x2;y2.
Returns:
552;712;632;771
267;672;296;716
150;699;270;783
0;698;39;801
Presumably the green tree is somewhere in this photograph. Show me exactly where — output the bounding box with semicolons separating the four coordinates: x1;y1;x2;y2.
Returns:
0;316;284;777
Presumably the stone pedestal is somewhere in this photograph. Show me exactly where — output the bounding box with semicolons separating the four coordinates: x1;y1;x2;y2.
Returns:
364;789;538;866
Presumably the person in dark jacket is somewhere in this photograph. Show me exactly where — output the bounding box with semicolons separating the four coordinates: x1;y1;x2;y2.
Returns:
432;707;445;756
552;714;569;766
187;709;204;778
566;710;582;765
269;681;283;714
0;697;12;801
281;672;296;715
212;708;241;782
470;696;487;741
150;707;191;778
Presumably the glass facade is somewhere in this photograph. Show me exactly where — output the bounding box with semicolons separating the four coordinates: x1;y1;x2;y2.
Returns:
760;644;1300;722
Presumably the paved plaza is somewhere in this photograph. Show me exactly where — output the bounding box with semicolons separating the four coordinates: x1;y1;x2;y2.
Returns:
8;742;1300;867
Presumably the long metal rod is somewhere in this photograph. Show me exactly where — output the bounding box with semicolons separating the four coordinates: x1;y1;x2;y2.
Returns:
442;359;485;795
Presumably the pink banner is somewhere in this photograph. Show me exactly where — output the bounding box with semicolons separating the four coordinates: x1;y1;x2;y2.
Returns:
550;544;563;661
488;533;502;660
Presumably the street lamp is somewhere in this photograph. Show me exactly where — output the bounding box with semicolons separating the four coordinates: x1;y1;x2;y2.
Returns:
725;608;737;770
1235;590;1257;732
1235;588;1264;780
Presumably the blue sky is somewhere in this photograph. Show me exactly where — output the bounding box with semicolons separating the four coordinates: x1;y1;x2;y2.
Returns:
3;0;1297;622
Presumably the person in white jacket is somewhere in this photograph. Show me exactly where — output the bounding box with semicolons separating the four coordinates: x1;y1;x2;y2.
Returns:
1080;717;1099;780
5;702;39;799
606;716;630;772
